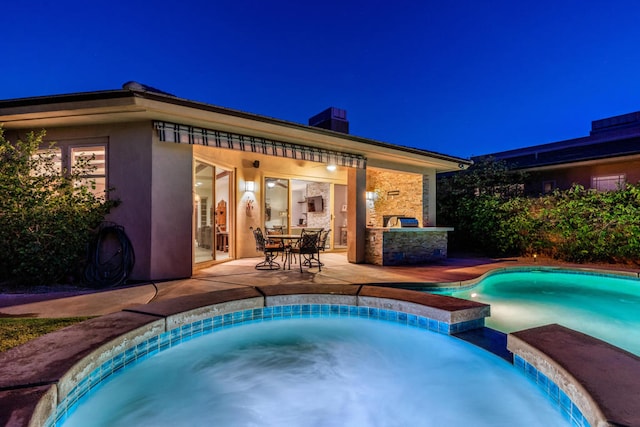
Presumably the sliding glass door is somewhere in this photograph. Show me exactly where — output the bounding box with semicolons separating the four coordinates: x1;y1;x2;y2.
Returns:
264;177;289;234
194;160;232;265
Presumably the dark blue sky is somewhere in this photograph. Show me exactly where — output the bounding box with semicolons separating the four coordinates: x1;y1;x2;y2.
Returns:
3;0;640;158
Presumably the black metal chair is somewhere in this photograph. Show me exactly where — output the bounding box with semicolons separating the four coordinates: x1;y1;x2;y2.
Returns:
266;227;291;263
290;229;322;272
316;229;330;266
251;227;283;270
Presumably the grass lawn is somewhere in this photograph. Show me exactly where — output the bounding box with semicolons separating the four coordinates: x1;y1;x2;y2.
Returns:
0;317;92;353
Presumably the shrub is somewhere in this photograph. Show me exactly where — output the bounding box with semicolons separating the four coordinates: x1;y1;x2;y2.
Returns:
437;157;528;255
542;184;640;263
438;165;640;265
0;127;119;287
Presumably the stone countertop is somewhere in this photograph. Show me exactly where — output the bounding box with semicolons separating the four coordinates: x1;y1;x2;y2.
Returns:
367;227;454;232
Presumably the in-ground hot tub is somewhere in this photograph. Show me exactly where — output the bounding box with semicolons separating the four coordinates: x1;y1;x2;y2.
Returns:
60;315;568;426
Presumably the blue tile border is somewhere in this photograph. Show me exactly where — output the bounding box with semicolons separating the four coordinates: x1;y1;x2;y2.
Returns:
513;355;591;427
47;304;485;427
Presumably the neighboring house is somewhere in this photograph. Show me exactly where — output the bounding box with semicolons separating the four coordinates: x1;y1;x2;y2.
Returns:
0;82;470;281
473;110;640;194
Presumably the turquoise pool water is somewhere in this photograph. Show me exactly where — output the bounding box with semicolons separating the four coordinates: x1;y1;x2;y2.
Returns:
434;269;640;355
60;316;569;426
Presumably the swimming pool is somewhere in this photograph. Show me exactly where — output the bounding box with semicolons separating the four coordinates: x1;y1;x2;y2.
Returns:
59;315;570;427
433;269;640;355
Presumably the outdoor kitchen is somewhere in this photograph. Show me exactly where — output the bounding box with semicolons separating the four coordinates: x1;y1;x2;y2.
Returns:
364;170;453;266
364;215;453;266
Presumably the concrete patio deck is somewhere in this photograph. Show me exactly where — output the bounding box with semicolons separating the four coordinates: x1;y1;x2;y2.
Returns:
0;252;524;318
2;252;638;318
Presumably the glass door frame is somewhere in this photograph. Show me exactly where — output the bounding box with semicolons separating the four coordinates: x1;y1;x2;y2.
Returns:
264;177;290;234
193;158;235;269
263;176;339;251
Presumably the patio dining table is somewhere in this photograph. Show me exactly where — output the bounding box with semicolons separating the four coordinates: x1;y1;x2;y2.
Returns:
266;234;302;270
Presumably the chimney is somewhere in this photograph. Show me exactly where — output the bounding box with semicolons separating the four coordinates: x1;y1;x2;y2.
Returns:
308;107;349;134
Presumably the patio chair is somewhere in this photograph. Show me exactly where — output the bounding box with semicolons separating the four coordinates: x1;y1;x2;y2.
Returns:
251;227;283;270
266;227;289;262
316;229;330;266
290;229;322;272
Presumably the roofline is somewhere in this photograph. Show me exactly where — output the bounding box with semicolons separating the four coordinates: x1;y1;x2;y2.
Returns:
0;89;135;108
0;88;472;166
475;111;640;161
474;135;592;160
511;152;640;172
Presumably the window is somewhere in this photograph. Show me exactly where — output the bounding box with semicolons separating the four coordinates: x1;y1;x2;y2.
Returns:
71;145;107;194
37;138;108;196
591;174;625;191
542;180;556;194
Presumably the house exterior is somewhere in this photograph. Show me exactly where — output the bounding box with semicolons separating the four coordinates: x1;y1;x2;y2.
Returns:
474;110;640;194
0;82;470;281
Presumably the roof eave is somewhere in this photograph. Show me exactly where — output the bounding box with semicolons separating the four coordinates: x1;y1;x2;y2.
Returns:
0;88;471;171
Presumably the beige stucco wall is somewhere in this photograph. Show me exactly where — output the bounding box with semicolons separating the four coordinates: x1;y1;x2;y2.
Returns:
149;140;193;279
35;122;195;281
37;123;160;280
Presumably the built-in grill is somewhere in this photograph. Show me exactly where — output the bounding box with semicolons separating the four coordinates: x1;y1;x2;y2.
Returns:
383;215;420;228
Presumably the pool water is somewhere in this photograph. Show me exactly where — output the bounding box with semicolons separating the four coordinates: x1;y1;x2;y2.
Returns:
61;317;568;426
436;270;640;355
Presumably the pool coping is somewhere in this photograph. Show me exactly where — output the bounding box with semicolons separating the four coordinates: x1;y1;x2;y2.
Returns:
397;264;640;292
508;324;640;427
0;276;638;426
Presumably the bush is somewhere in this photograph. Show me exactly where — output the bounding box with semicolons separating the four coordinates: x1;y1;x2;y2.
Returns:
437;157;528;255
438;163;640;265
542;185;640;263
0;127;119;287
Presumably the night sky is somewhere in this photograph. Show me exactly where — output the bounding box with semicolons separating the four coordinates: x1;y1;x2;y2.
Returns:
3;0;640;159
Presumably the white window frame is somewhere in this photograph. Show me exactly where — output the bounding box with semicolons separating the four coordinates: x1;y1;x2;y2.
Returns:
39;138;109;196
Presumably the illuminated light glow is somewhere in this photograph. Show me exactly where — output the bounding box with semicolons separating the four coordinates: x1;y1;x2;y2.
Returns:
245;181;255;192
326;164;337;172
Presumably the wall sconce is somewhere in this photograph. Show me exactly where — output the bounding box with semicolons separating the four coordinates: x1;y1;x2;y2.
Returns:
326;163;337;172
245;181;255;192
366;191;378;201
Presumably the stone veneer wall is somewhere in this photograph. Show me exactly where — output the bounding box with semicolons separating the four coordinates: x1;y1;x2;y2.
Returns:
365;229;448;265
305;182;332;246
422;176;430;226
305;182;331;231
366;170;423;227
